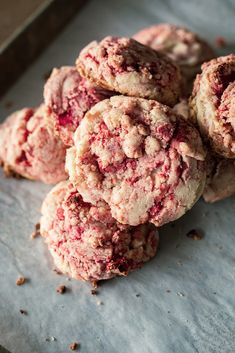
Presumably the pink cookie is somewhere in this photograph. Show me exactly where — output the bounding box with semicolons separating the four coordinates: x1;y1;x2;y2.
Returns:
40;181;159;282
76;36;181;106
190;54;235;158
66;96;206;227
0;105;67;184
44;66;113;146
133;24;214;86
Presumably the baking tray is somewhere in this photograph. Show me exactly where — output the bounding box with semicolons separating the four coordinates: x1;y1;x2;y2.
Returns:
0;0;87;97
0;0;235;352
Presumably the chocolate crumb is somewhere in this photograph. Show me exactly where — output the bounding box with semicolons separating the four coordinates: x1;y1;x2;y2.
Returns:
35;222;40;231
135;293;140;297
91;289;98;295
186;229;203;240
56;285;66;294
16;276;26;286
20;309;27;315
69;342;79;351
215;36;226;47
166;290;171;293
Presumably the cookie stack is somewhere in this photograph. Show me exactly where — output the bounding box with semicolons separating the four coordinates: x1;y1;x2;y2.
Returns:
1;24;234;283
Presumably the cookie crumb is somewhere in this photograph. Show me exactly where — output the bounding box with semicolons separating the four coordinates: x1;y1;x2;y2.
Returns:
69;342;79;351
186;229;203;240
45;336;57;342
31;223;41;239
166;290;171;293
53;268;62;275
56;285;66;294
135;293;140;297
16;276;26;286
177;292;185;297
215;36;226;47
97;300;103;306
20;309;27;315
91;289;98;295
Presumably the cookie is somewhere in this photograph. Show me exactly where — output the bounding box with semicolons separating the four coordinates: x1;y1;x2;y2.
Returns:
66;96;206;226
190;54;235;158
40;181;159;281
76;36;181;106
133;23;214;91
44;66;113;146
0;105;67;183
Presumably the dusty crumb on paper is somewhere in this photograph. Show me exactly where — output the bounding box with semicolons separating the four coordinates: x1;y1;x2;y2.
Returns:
56;285;67;294
16;276;27;286
69;342;79;351
97;300;104;306
186;229;203;240
19;309;27;315
31;222;41;239
177;292;185;297
45;336;57;342
166;290;171;293
53;268;63;275
91;289;98;295
135;293;141;297
215;36;227;47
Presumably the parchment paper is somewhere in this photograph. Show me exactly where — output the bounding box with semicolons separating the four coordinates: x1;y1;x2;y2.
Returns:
0;1;235;352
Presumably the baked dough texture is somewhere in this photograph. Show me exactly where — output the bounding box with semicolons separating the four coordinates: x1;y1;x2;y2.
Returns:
44;66;113;146
190;54;235;158
0;105;67;183
76;36;181;106
66;96;206;226
40;181;159;281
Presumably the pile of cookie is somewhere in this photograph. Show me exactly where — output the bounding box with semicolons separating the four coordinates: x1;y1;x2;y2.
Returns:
1;24;234;282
